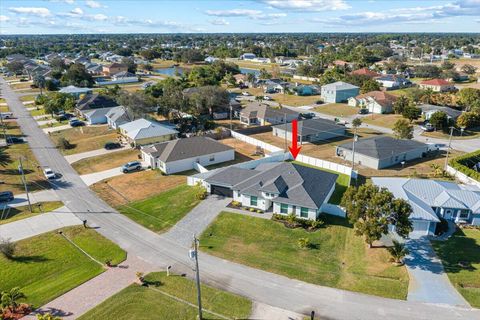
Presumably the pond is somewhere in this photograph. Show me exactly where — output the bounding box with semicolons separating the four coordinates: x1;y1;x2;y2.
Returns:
155;66;185;76
239;68;260;76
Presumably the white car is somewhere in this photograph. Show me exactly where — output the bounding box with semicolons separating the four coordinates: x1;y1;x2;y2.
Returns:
241;91;251;96
43;167;56;179
263;95;272;101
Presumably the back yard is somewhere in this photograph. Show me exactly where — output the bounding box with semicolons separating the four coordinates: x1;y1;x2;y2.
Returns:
0;226;126;308
78;272;252;320
431;228;480;308
200;212;409;300
49;125;119;155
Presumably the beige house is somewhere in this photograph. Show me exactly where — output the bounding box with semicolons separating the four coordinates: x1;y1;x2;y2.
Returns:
102;63;128;77
119;118;178;147
419;79;456;92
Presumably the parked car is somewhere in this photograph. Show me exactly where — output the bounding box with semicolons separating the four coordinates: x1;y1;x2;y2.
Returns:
6;136;24;144
43;167;56;179
0;191;14;202
358;108;369;114
0;112;14;119
104;142;121;150
263;95;273;101
121;161;142;173
69;119;85;127
300;112;315;119
56;113;74;121
420;123;434;132
241;91;251;96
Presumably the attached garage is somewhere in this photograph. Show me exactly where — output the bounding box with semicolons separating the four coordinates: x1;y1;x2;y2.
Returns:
210;185;233;197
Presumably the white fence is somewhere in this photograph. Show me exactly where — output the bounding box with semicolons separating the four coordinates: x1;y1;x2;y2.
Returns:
446;165;480;188
293;75;320;82
231;130;355;178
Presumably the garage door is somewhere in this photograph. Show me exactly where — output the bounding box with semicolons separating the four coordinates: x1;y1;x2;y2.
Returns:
211;185;233;197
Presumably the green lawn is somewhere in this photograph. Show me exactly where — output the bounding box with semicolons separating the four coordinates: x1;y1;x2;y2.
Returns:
431;228;480;308
30;107;46;117
200;212;409;300
19;94;38;102
118;184;201;233
79;272;252;320
72;149;139;175
49;125;119;155
0;201;63;225
0;226;126;308
314;103;358;117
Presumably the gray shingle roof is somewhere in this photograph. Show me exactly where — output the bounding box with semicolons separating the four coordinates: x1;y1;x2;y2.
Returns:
240;102;300;120
205;167;259;187
273;118;344;137
322;81;359;91
142;136;233;163
105;106;132;125
119;118;178;140
419;104;462;119
338;136;428;160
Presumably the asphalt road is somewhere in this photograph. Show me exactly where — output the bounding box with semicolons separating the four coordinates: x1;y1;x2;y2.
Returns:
1;77;479;320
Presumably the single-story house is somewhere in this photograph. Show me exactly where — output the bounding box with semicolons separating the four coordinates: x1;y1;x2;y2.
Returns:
350;68;380;78
372;177;480;237
294;84;320;96
141;136;234;174
59;85;93;99
119;118;178;146
239;102;300;126
336;136;429;169
103;63;128;76
202;161;338;220
272;118;345;144
83;107;118;125
348;91;397;114
106;106;132;129
376;75;411;89
321;81;360;103
75;93;118;117
112;71;139;83
419;104;462;121
419;79;456;92
240;53;256;60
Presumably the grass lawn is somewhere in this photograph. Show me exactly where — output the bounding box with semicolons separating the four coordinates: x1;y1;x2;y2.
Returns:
40;120;68;129
422;127;480;140
19;94;38;102
0;226;126;308
49;125;119;155
314;103;358;117
117;184;201;233
10;82;33;90
78;272;252;320
431;228;480;308
270;93;322;107
362;114;405;129
0;201;63;225
29;107;46;117
200;212;409;300
72;149;140;175
388;88;417;97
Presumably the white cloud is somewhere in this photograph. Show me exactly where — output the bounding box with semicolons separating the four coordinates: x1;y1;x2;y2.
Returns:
205;9;262;17
49;0;75;4
209;18;230;25
261;0;350;11
0;15;10;22
90;13;108;21
70;7;84;16
9;7;51;17
85;0;106;8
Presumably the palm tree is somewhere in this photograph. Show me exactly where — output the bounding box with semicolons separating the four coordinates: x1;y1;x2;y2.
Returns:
1;287;26;312
421;88;434;104
387;240;409;265
33;74;46;95
0;148;12;167
430;163;443;177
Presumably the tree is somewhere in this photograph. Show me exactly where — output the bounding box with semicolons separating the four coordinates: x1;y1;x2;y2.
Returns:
393;118;414;139
393;95;411;114
188;86;229;116
57;137;73;150
33;74;46;95
387;240;409;264
456;112;480;129
0;148;12;167
117;91;157;119
430;163;444;177
401;105;421;122
340;184;413;247
352;117;362;129
461;64;477;75
0;238;16;259
1;287;26;312
440;60;455;70
259;68;271;79
6;61;24;75
458;88;480;112
420;88;435;104
121;57;137;74
61;63;94;87
429;111;449;131
360;79;380;94
44;92;76;115
45;79;58;91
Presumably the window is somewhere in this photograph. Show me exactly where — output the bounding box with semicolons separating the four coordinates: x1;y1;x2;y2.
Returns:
280;203;288;214
250;196;257;206
459;210;469;219
300;207;309;218
209;155;215;162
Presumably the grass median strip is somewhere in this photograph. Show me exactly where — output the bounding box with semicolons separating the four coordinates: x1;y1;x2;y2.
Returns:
0;201;64;225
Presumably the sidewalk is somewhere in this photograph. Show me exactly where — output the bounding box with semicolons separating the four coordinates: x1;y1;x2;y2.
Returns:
0;189;59;209
65;145;130;164
25;255;155;320
0;206;81;242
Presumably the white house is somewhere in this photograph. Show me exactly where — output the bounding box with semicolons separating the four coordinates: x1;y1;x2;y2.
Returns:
141;136;234;174
119;118;178;146
83;107;118;125
372;177;480;238
348;91;397;114
419;79;456;92
240;53;256;60
106;106;132;129
239;102;300;126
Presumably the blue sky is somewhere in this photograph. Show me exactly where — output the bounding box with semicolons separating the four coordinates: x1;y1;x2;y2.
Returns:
0;0;479;34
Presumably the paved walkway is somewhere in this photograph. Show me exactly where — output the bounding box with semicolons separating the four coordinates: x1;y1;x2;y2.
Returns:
80;167;125;186
225;206;273;219
0;206;82;242
65;145;130;164
25;255;155;320
163;195;231;247
404;238;469;307
0;189;59;209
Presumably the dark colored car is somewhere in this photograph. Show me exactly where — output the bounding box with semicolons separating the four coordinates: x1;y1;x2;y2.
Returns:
56;113;74;121
0;191;14;202
104;142;122;150
6;136;24;144
69;119;85;127
300;112;316;119
358;108;369;114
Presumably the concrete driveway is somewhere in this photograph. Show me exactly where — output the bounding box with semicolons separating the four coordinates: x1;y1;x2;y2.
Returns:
404;238;469;307
80;167;125;186
65;145;130;164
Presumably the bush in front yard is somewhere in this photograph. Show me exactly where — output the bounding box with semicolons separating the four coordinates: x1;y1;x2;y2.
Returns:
57;137;74;150
0;238;16;259
272;214;325;231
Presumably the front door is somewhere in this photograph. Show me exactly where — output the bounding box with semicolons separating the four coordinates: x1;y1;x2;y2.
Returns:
444;209;453;220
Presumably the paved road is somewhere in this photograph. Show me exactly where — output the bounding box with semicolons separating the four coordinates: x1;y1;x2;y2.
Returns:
405;238;469;306
2;78;479;320
0;189;59;209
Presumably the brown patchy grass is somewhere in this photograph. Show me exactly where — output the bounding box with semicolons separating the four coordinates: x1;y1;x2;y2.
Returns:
72;149;140;175
19;94;38;102
421;127;480;140
269;94;322;107
220;138;263;159
10;82;33;90
314;103;359;117
362;114;405;129
91;170;187;207
49;125;119;155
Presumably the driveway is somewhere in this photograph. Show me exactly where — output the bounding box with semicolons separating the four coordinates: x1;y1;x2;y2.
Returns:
80;167;124;186
163;195;231;247
0;189;60;209
404;238;470;307
65;145;130;164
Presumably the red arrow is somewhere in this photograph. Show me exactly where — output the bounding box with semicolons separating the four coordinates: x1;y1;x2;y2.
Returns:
288;119;301;159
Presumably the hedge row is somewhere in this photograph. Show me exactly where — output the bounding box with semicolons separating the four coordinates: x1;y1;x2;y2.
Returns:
449;150;480;182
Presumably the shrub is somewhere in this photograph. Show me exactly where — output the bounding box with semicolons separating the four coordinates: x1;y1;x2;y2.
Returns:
256;209;263;214
35;94;47;106
57;137;73;150
297;237;311;249
193;184;208;200
0;238;16;259
449;150;480;182
249;208;255;212
231;201;241;207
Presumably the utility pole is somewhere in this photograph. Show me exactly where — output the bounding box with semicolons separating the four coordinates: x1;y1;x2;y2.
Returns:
349;128;358;186
190;235;203;320
18;157;32;212
0;112;7;142
444;126;454;170
284;113;287;152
